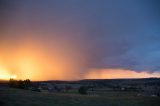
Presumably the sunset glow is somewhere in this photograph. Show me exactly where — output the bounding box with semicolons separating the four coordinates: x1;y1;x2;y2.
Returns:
0;42;86;81
0;67;17;80
85;69;160;79
1;55;160;80
1;43;160;80
0;0;160;81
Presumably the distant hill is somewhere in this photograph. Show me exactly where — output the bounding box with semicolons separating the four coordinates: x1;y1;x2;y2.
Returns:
31;78;160;87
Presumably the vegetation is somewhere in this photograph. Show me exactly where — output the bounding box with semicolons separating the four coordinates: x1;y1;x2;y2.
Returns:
78;86;88;95
1;78;159;106
0;88;160;106
9;79;31;89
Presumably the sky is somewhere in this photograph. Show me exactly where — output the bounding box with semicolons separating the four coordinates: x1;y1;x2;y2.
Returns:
0;0;160;80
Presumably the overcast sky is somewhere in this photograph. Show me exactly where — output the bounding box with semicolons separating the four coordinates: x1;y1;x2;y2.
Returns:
0;0;160;80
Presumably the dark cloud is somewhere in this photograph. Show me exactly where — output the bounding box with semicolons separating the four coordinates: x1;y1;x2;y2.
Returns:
1;0;160;76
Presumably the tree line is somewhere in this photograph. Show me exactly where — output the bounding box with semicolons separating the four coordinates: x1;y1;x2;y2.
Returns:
8;79;89;95
9;79;31;89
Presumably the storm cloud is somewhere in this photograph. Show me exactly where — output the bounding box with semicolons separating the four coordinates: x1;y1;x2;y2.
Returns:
0;0;160;80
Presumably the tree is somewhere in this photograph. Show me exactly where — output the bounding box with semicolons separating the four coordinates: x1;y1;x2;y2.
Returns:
18;80;25;89
9;78;18;88
24;79;31;88
78;86;88;95
9;79;31;89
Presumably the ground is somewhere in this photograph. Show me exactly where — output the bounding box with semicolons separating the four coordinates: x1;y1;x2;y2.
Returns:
0;87;160;106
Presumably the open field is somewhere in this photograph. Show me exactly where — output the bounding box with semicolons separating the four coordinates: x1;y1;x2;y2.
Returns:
0;87;160;106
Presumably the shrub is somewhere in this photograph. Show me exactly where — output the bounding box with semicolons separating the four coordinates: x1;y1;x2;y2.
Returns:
24;79;31;88
9;78;18;88
9;79;31;89
18;80;25;89
78;86;88;95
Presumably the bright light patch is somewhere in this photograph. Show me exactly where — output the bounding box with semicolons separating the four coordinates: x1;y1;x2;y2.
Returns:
10;74;17;79
0;73;17;80
0;66;17;80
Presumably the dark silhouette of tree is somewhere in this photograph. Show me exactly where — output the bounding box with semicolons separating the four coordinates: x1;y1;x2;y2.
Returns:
24;79;31;89
18;80;25;89
9;78;18;88
78;86;88;95
9;79;31;89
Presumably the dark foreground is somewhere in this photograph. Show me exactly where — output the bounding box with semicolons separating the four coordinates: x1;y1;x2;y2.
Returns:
0;87;160;106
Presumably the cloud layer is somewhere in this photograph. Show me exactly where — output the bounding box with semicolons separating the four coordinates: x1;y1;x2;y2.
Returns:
0;0;160;80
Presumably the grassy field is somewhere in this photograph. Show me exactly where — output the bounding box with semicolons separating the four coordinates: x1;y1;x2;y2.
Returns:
0;88;160;106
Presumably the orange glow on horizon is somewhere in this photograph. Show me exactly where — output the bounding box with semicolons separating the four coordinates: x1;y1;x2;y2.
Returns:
0;67;17;80
0;42;160;81
85;69;160;79
1;1;160;82
0;41;86;81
